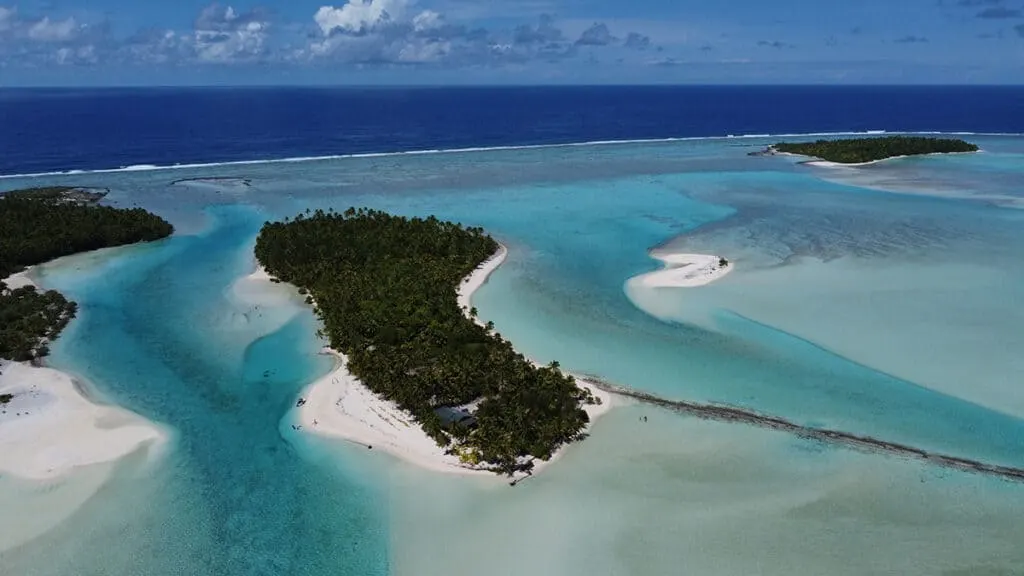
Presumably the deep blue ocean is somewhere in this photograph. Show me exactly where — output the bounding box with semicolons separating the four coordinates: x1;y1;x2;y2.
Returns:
2;85;1024;175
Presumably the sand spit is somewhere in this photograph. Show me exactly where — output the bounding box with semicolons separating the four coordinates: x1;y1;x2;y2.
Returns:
0;361;167;480
586;375;1024;484
629;252;733;289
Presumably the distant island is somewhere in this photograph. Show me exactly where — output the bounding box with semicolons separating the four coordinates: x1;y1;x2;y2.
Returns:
1;187;173;362
764;136;978;164
255;208;597;476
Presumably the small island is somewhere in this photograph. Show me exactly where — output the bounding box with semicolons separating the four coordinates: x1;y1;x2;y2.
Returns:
255;208;597;476
1;187;173;361
628;252;733;289
770;136;978;164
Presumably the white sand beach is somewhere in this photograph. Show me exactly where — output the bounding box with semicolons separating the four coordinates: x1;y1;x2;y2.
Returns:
231;255;303;309
281;243;612;478
3;267;38;290
299;348;493;475
0;361;167;480
774;149;912;168
785;150;979;169
630;252;733;288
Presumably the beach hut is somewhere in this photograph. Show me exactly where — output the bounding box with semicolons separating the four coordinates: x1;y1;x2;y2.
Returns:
433;406;478;429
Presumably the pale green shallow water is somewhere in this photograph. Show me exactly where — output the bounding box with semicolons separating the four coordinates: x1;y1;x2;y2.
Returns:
1;136;1023;575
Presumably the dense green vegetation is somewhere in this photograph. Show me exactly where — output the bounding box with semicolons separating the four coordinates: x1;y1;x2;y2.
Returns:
774;136;978;164
0;187;173;362
0;286;76;361
0;187;172;279
0;186;107;204
255;208;596;476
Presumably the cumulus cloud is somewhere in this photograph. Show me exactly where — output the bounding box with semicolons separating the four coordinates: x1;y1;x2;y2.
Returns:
575;23;614;46
512;14;563;45
412;10;441;32
192;5;270;63
303;3;587;66
0;1;659;71
314;0;415;35
624;32;651;50
306;0;469;64
0;8;86;43
27;16;79;41
122;28;189;64
0;3;278;66
0;6;110;65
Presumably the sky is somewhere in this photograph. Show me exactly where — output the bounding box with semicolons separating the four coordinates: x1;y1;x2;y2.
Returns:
0;0;1023;85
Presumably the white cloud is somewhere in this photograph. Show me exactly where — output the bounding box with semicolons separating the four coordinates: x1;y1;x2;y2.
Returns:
0;7;14;32
192;5;269;63
314;0;411;35
123;29;188;64
412;10;442;32
0;1;654;70
27;16;79;42
55;44;96;64
397;37;449;61
309;0;463;63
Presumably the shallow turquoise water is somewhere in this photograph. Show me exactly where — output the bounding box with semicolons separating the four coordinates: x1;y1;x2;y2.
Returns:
5;207;388;575
3;136;1024;574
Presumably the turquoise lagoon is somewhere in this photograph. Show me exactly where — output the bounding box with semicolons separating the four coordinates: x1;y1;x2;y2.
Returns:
2;136;1024;575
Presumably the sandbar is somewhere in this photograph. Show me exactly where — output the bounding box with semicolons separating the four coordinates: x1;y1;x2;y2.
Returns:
629;252;733;289
0;360;167;480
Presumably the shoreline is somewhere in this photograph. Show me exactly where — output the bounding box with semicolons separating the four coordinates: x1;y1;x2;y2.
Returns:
628;251;733;289
2;266;39;290
1;268;168;481
285;242;613;479
772;149;979;168
0;360;168;480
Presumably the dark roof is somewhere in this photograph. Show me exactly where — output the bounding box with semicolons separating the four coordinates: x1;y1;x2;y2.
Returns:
434;406;478;427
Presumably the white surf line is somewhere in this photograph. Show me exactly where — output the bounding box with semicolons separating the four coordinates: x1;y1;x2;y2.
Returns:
4;130;1013;179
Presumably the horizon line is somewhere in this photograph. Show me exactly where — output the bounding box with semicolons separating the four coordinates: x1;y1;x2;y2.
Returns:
4;83;1024;90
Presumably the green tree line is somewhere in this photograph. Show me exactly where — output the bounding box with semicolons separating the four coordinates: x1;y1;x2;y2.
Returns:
0;187;173;362
774;136;978;164
0;187;172;279
255;207;596;476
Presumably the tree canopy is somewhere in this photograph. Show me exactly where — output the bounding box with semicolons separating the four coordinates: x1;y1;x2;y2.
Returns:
0;187;172;279
255;208;596;475
0;187;173;362
774;136;978;164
